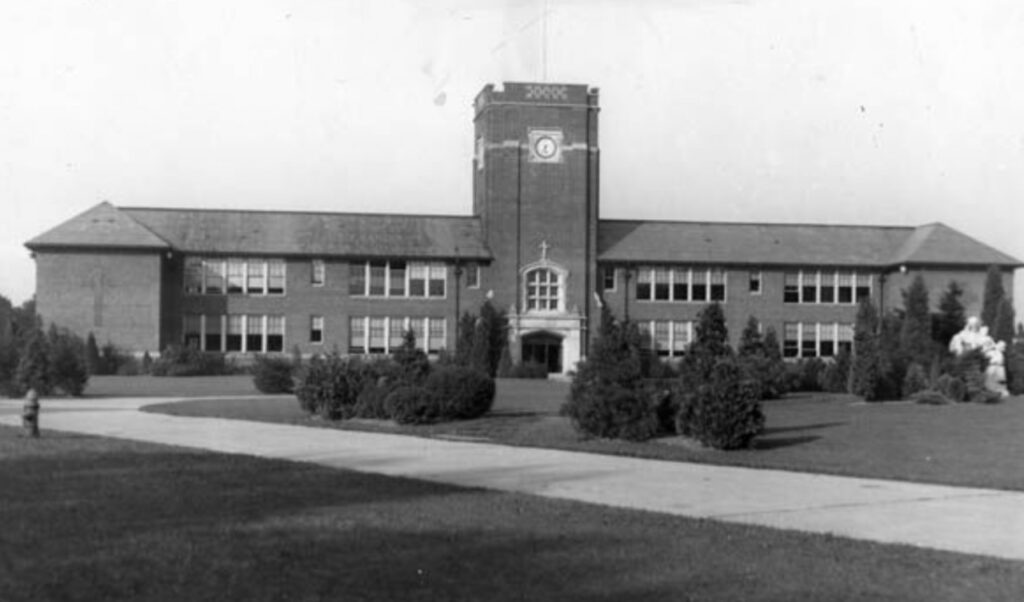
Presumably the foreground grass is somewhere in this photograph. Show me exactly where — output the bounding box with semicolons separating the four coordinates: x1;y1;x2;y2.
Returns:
0;425;1021;601
148;379;1024;491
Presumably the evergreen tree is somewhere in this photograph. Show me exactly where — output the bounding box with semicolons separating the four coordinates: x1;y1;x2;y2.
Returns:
762;327;783;362
850;298;882;401
737;316;765;357
85;332;101;375
476;300;506;376
993;298;1015;345
454;311;477;367
899;274;934;366
933;281;966;347
981;265;1006;329
15;329;52;396
692;302;731;358
392;329;431;384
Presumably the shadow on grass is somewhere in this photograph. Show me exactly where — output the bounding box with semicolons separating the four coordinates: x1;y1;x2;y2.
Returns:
761;421;846;436
752;435;821;451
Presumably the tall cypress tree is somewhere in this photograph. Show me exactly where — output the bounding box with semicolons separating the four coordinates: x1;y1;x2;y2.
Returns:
981;265;1006;329
993;298;1015;345
899;274;933;366
933;281;966;347
851;298;882;401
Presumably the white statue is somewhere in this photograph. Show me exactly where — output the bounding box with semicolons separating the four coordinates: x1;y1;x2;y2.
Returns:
984;340;1010;398
949;316;993;356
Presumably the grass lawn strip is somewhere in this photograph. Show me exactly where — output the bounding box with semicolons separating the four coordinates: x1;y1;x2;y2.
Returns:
144;378;1024;492
1;425;1022;602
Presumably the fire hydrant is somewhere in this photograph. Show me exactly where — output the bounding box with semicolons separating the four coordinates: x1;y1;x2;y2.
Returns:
22;389;40;438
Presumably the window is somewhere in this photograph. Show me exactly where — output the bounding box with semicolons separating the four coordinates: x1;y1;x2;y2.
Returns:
247;315;264;352
526;268;560;311
246;260;265;294
227;259;245;294
784;272;799;303
466;263;480;288
820;272;836;303
428;318;446;353
819;323;836;357
369;261;387;296
266;316;285;352
653;321;671;356
204;259;224;295
783;323;799;358
184;257;203;294
310;316;324;344
636;269;652;300
672;322;691;355
838;324;854;354
801;273;817;304
691;270;707;301
267;260;286;295
428;264;446;297
838;273;853;304
205;315;223;351
409;263;427;297
349;263;367;296
384;261;404;296
673;268;689;301
709;269;726;301
311;259;325;286
654;268;670;301
349;317;366;354
855;274;871;302
389;317;406;350
601;267;616;292
226;315;243;351
409;318;426;350
749;271;762;294
183;315;201;349
368;317;387;353
801;323;817;357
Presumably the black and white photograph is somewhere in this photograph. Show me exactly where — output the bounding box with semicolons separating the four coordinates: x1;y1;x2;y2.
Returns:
1;1;1023;600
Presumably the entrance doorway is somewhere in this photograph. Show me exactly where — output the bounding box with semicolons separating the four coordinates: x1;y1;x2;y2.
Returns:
521;331;563;374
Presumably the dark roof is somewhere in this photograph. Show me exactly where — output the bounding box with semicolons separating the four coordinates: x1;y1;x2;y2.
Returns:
26;202;170;250
597;219;1022;268
27;203;491;260
122;207;491;259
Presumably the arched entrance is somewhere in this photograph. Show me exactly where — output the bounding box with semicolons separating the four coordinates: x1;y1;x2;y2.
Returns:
521;331;563;374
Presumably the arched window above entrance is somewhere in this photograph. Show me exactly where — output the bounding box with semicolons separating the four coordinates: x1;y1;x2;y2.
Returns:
524;267;562;312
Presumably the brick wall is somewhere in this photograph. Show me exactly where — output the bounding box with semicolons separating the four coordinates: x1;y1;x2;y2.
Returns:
34;250;162;352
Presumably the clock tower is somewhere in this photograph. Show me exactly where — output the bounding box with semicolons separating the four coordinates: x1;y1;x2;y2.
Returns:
471;82;600;374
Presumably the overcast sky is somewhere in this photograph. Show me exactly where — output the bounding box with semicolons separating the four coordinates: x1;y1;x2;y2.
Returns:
2;0;1022;319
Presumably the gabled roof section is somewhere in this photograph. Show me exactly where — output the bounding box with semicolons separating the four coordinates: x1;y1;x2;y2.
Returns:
890;222;1022;268
598;219;1022;268
25;202;170;251
120;207;491;260
598;220;911;266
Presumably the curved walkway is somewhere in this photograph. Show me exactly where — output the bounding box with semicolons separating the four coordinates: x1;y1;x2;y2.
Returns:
2;396;1023;562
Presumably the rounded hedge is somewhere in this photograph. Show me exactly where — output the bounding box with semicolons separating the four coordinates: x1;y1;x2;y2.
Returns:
426;365;496;420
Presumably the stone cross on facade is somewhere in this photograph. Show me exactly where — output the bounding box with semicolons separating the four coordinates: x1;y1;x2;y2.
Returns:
539;240;550;261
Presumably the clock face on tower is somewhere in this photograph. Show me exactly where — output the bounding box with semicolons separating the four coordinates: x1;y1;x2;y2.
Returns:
528;129;564;163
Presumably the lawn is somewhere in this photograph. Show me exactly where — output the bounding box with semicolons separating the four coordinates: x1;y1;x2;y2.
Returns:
146;378;1024;491
1;425;1021;601
83;374;260;397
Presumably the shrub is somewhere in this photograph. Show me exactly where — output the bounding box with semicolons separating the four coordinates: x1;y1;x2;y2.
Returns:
141;351;153;374
253;355;295;394
386;386;442;425
1007;343;1024;395
934;373;966;403
820;349;852;393
353;383;394;419
14;331;52;396
294;354;352;419
47;327;88;396
426;365;496;420
151;345;227;377
506;361;549;379
391;330;431;385
851;298;884;401
563;383;659;441
912;389;951;405
85;332;101;375
901;362;929;399
675;357;764;450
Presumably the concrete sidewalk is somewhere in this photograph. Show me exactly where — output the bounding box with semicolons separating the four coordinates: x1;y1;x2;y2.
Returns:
3;398;1023;562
